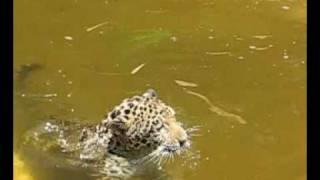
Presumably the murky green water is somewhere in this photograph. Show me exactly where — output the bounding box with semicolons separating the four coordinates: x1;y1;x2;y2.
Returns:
14;0;306;179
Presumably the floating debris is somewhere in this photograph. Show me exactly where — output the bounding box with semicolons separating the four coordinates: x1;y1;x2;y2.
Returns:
67;81;73;85
131;64;145;75
252;35;272;39
145;9;167;14
184;89;247;124
64;36;73;41
208;36;215;40
174;80;198;87
249;45;273;51
21;93;58;99
205;51;231;56
249;45;256;49
170;36;177;42
281;6;290;10
86;21;109;32
237;56;245;60
42;93;58;98
283;49;289;59
67;93;72;98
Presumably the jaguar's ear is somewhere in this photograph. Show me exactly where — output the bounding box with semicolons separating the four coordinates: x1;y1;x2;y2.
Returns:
101;117;129;135
103;110;129;132
142;89;157;98
108;118;128;132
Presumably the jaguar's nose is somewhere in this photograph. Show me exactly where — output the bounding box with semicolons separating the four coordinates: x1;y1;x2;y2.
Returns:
178;140;186;147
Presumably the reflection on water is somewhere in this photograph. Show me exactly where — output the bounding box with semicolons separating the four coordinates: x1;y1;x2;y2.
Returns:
14;0;306;179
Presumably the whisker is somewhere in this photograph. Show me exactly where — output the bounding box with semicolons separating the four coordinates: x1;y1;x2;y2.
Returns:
186;127;201;133
166;153;170;164
139;153;155;165
159;154;167;165
171;153;175;163
157;156;162;166
186;129;201;137
172;152;176;161
139;148;161;164
190;133;203;137
169;153;173;163
152;156;160;164
192;125;202;128
145;153;158;165
163;155;167;164
188;125;202;130
142;148;164;165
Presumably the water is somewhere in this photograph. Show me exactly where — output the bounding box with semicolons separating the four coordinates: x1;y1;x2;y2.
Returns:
14;0;306;180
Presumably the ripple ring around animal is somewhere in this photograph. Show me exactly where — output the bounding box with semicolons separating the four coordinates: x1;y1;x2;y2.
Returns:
20;89;200;179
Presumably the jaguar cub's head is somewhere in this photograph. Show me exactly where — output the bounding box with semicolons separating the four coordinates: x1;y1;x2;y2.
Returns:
100;89;198;161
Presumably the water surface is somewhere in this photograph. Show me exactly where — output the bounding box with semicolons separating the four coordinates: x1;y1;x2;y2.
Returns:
14;0;306;179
